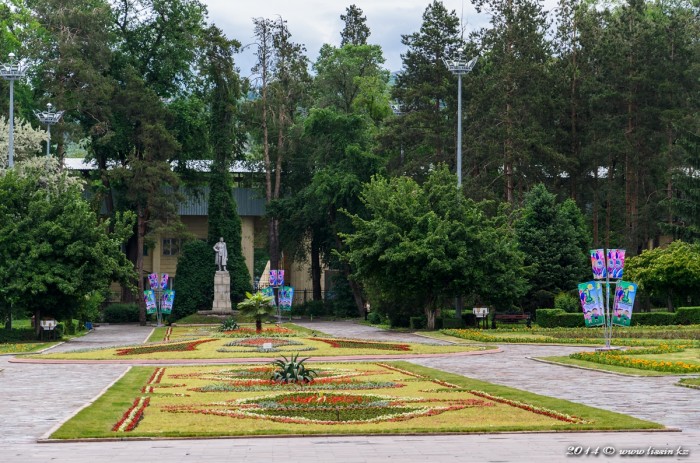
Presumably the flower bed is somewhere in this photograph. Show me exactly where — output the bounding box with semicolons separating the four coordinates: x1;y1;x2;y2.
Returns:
569;345;700;373
116;339;217;356
52;361;663;439
315;338;411;351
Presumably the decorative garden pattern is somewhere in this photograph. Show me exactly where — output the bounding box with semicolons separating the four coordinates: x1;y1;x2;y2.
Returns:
92;362;617;438
115;339;217;356
315;338;411;351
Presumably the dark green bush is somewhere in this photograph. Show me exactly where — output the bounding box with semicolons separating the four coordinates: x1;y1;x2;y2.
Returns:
301;300;328;318
675;307;700;325
632;312;676;326
367;311;382;325
535;309;565;328
172;240;216;321
409;316;426;329
462;313;477;327
0;328;36;342
103;303;140;323
55;323;64;338
442;318;465;329
64;320;76;335
554;292;580;313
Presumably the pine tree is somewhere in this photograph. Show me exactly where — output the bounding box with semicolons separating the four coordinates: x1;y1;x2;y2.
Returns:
340;4;370;46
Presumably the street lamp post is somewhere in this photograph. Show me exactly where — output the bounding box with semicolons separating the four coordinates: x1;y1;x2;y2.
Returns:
443;49;477;188
34;103;64;156
1;53;30;168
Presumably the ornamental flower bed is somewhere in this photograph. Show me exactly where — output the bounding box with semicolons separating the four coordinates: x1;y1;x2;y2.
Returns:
569;345;700;373
53;362;662;440
116;339;217;356
221;326;296;337
315;338;411;351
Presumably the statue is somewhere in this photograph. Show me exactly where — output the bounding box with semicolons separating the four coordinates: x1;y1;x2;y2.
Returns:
213;237;228;271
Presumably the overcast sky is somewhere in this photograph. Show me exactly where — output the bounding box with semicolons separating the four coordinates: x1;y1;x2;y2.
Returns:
201;1;559;76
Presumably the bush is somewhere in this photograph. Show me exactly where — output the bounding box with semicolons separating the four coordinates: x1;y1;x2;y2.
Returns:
409;316;426;329
103;303;140;323
535;309;565;328
675;307;700;325
300;300;328;318
367;311;383;325
462;313;477;327
632;312;676;326
442;318;465;329
219;318;239;331
172;241;215;321
554;292;580;313
0;328;36;342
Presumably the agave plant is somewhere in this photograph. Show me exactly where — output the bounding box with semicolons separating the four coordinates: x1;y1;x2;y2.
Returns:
271;353;317;384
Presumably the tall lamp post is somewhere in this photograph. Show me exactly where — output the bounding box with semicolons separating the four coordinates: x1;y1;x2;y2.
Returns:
1;53;30;168
443;49;477;188
34;103;64;156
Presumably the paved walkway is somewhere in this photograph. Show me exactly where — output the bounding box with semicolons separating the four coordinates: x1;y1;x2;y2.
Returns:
1;321;698;462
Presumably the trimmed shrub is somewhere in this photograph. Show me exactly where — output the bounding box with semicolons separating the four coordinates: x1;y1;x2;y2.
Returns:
553;312;585;328
300;300;328;318
103;303;140;323
554;292;580;313
442;318;465;329
172;240;215;321
409;316;426;330
675;307;700;325
462;313;477;327
535;309;565;328
632;312;676;326
367;311;382;325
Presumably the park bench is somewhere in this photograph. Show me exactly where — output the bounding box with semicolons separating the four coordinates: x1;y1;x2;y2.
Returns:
494;312;531;326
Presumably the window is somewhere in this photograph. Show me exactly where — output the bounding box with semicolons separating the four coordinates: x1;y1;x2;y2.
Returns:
162;238;180;256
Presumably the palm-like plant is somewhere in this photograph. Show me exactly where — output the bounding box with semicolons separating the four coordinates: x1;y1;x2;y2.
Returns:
271;353;317;383
236;291;275;333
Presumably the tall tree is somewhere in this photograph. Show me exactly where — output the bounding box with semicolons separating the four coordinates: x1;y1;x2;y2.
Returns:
340;4;370;46
250;16;310;271
470;0;555;204
387;1;461;179
515;184;590;310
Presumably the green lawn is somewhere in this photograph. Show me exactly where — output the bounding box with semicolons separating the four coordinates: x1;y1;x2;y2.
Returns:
677;377;700;389
49;361;662;439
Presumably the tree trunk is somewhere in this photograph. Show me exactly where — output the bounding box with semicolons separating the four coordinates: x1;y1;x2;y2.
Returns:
424;306;436;331
311;234;322;301
34;308;42;339
255;318;262;333
136;205;147;325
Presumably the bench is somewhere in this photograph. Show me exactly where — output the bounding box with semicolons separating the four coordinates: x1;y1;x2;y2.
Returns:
494;313;530;323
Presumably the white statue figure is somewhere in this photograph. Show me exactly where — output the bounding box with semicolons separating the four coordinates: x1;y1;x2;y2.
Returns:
213;237;228;271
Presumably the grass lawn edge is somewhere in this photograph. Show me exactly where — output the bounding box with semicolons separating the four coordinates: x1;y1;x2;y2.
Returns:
532;356;699;377
47;360;665;441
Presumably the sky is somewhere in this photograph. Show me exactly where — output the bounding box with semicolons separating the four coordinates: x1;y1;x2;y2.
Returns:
202;0;560;77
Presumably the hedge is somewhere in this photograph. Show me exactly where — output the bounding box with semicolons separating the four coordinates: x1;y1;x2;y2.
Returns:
103;303;140;323
442;318;465;329
409;316;426;330
675;307;700;325
535;308;585;328
631;312;676;326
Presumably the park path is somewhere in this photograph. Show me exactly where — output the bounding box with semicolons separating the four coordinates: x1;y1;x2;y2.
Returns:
0;321;697;463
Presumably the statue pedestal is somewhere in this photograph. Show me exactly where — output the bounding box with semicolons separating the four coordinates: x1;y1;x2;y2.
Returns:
208;271;232;313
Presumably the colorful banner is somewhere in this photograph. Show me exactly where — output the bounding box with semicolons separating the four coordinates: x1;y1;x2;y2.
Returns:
161;290;175;314
144;290;157;314
277;270;285;287
590;249;607;280
578;281;605;327
607;249;626;279
269;270;278;287
279;286;294;311
261;287;276;305
612;281;637;327
148;273;159;291
160;273;169;290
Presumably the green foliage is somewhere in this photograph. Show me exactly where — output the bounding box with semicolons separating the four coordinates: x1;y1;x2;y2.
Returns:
516;184;590;310
409;316;427;330
271;353;317;384
675;307;700;325
0;165;135;331
340;4;370;46
236;292;276;330
626;241;700;310
554;292;580;314
442;318;465;329
103;304;140;323
77;291;105;324
172;240;215;321
367;311;383;325
341;165;526;329
535;309;566;328
631;312;677;327
219;318;239;331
